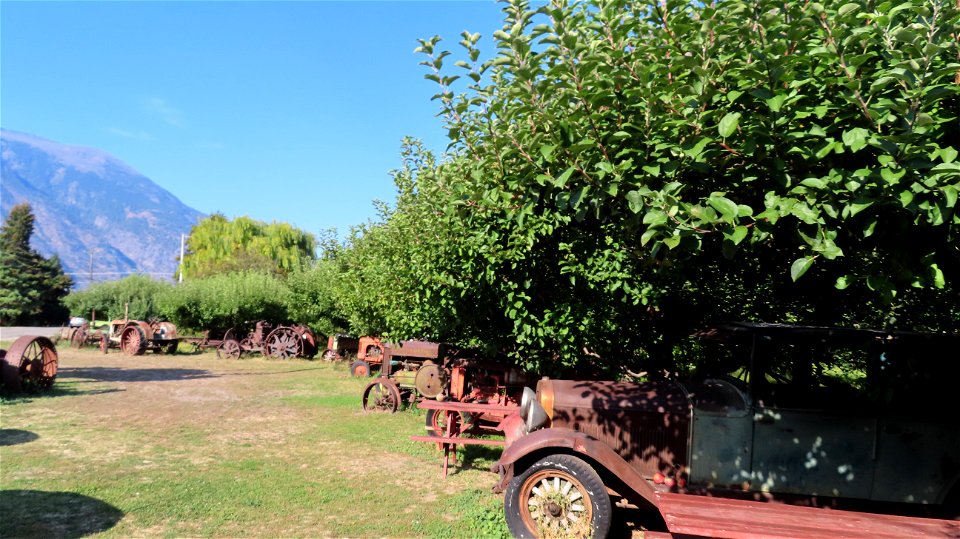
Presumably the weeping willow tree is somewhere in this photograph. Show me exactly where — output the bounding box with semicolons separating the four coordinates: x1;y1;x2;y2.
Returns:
180;214;317;279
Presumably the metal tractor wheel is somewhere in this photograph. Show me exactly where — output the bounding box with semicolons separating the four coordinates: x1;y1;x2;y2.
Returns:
424;409;462;438
265;327;301;359
294;325;318;358
120;326;147;356
1;336;59;392
322;349;338;361
350;360;372;377
362;378;401;413
239;338;256;354
504;454;612;539
219;339;242;360
70;327;87;350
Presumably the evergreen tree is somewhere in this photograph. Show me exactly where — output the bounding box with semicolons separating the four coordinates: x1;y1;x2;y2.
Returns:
0;203;72;324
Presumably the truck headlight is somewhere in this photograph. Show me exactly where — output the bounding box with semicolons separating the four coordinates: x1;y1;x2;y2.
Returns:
520;387;549;433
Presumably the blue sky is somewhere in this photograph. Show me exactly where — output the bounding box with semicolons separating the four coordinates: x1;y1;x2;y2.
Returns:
1;1;506;239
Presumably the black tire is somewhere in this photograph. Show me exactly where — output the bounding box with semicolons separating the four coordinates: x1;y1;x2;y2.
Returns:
350;360;372;377
504;454;612;539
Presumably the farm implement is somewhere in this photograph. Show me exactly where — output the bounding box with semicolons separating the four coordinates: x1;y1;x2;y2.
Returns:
181;321;319;360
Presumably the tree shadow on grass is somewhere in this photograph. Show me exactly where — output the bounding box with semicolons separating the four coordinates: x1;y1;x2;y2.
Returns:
0;490;123;538
457;443;504;473
57;366;216;383
0;429;38;446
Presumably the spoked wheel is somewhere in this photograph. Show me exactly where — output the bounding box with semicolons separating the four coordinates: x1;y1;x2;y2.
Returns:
350;360;372;377
505;454;612;539
219;339;242;360
239;338;256;354
1;336;59;392
120;327;147;356
322;349;338;361
265;327;301;359
425;408;461;438
70;328;87;350
361;378;401;413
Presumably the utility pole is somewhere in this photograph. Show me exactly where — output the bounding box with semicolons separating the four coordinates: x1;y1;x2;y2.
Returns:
178;233;185;283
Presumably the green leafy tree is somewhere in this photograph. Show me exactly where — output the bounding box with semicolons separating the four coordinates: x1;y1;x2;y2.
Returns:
341;0;959;374
285;232;353;337
180;214;317;279
156;271;291;331
63;275;171;322
0;203;72;324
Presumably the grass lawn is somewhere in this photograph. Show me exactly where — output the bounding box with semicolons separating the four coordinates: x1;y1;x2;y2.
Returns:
0;346;509;537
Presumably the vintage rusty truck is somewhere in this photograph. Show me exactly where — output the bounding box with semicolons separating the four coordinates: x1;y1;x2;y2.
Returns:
494;323;960;538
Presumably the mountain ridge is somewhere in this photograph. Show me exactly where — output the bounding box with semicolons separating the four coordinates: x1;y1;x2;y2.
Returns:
1;128;205;287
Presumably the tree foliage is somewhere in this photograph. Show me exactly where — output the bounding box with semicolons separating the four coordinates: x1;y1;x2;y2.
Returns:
63;275;171;322
181;214;317;279
328;0;959;374
157;271;291;331
0;203;72;324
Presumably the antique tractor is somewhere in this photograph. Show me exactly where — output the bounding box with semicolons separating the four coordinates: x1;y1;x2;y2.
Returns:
182;327;244;359
0;335;59;392
107;319;180;356
322;334;360;361
360;340;444;411
349;336;385;376
237;320;319;359
59;322;108;352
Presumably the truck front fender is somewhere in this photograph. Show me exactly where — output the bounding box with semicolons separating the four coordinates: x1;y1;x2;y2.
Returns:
493;427;658;506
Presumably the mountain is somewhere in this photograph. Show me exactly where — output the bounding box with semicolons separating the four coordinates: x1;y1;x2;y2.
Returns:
1;129;205;287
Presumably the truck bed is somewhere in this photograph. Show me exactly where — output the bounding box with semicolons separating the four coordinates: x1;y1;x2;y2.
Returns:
651;492;959;539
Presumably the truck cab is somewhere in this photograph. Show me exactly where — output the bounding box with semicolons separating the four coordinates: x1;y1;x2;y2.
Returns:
494;323;960;538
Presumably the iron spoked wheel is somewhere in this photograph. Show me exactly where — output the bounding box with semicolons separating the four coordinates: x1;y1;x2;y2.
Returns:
424;408;462;438
265;327;301;359
120;327;147;356
3;336;59;392
350;360;371;377
220;339;242;360
322;349;338;361
70;328;87;350
361;378;401;413
504;454;612;539
239;338;256;354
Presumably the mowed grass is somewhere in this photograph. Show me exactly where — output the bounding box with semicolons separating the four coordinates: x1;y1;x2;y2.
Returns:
0;346;509;538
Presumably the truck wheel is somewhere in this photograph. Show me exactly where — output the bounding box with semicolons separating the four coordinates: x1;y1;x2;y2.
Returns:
504;454;612;539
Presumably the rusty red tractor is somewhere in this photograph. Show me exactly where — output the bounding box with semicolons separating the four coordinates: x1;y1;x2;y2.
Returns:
181;321;319;360
361;342;534;420
0;335;59;392
59;323;108;352
360;340;445;411
106;319;180;356
235;320;318;359
322;334;360;361
348;336;385;376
